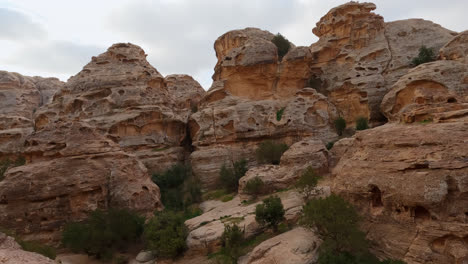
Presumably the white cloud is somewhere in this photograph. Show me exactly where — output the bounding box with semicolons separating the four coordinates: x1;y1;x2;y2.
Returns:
0;0;467;89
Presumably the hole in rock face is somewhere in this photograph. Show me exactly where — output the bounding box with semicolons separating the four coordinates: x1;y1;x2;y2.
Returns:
142;186;149;191
118;90;125;95
369;185;383;208
447;97;456;103
414;206;431;221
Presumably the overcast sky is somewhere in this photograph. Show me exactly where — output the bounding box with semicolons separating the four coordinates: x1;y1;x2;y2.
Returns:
0;0;467;89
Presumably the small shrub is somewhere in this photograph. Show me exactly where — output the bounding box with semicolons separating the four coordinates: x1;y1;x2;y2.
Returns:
144;210;188;259
334;117;346;136
276;108;285;121
219;159;248;192
183;205;203;220
255;196;285;232
255;141;288;165
355;117;369;131
152;164;188;189
0;156;26;181
244;177;264;198
271;33;291;60
221;224;244;261
295;166;322;201
19;240;56;260
62;209;144;259
221;194;234;202
326;141;335;150
203;189;228;201
411;46;436;67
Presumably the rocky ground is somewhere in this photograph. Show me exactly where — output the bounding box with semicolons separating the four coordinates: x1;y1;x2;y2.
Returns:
0;1;467;264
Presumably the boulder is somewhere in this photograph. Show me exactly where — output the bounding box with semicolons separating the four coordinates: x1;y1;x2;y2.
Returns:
0;232;55;264
238;227;320;264
184;190;304;255
440;30;468;62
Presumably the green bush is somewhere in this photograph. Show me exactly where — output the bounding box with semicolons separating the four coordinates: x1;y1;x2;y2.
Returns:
219;159;248;192
62;209;144;259
295;166;322;201
302;195;405;264
255;196;285;232
144;210;188;259
411;46;436;67
276;107;285;121
221;224;244;261
152;164;201;211
334;117;346;136
355;117;369;131
0;156;26;181
255;141;288;165
326;141;335;150
19;240;56;260
244;177;264;198
271;33;291;60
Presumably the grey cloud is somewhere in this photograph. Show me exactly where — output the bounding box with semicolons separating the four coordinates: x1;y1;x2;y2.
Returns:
0;8;47;41
6;41;104;75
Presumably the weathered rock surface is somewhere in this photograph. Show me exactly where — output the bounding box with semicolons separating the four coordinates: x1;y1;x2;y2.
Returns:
184;190;304;255
0;71;63;155
309;2;455;125
332;121;468;264
0;121;162;243
238;227;320;264
440;30;468;63
381;60;468;123
238;139;329;197
190;88;338;189
0;232;55;264
34;43;203;174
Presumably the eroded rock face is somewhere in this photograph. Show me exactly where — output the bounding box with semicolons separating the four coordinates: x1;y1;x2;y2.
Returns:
0;121;162;243
238;227;320;264
440;30;468;62
190;88;338;190
309;2;455;125
238;139;329;197
0;232;55;264
332;122;468;264
381;61;468;123
184;190;304;255
0;71;63;155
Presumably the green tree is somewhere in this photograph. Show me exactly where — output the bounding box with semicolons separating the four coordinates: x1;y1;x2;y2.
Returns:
62;209;144;259
143;210;188;259
355;117;369;131
302;195;405;264
219;159;248;192
244;177;264;198
295;166;322;201
255;141;288;165
334;117;346;136
411;46;436;67
220;224;244;262
255;196;285;232
271;33;291;60
276;107;285;121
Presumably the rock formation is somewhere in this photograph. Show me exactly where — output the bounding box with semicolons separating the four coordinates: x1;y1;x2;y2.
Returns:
0;232;55;264
309;2;455;125
238;227;320;264
0;71;63;156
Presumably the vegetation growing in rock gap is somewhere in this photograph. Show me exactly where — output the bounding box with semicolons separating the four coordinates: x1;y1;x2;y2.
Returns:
302;194;406;264
271;33;291;60
244;177;265;198
62;209;144;260
411;45;436;67
219;159;248;193
152;163;202;211
143;210;188;259
255;140;288;165
220;223;244;262
295;166;322;201
334;117;347;136
326;141;336;150
0;156;26;181
19;240;57;260
355;116;369;131
276;107;285;121
255;195;285;232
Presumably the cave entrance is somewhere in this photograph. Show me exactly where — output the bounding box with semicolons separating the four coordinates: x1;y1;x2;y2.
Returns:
369;185;383;208
413;206;431;222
